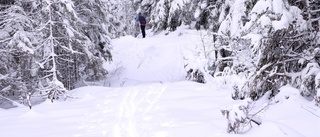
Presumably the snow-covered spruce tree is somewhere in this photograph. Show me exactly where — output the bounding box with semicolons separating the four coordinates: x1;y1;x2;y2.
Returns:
75;0;131;38
243;28;305;100
106;0;136;36
207;0;317;101
212;0;252;76
193;0;233;31
237;0;298;99
33;0;107;101
0;0;36;108
291;0;320;105
73;0;136;55
73;0;117;62
133;0;195;32
230;0;320;102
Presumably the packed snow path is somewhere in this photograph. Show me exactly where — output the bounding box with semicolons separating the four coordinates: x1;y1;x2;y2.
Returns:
111;35;186;82
104;28;206;86
78;82;231;137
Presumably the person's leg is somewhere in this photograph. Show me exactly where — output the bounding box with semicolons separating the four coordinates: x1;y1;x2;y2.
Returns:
141;25;146;38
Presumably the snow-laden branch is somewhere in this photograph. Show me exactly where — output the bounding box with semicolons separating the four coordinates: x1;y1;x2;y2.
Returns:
256;63;273;76
0;95;24;108
0;38;11;43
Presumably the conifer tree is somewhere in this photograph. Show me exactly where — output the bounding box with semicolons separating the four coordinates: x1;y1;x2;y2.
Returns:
0;0;35;107
33;0;107;101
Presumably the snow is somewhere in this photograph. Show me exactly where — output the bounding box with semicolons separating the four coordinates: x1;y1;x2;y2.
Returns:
242;0;307;36
0;27;319;137
194;8;201;19
106;31;186;84
272;0;284;14
316;73;320;88
301;63;320;79
242;33;263;54
272;10;293;30
8;31;34;54
63;19;75;38
63;0;74;13
170;0;188;11
264;86;320;137
228;0;246;36
251;0;272;15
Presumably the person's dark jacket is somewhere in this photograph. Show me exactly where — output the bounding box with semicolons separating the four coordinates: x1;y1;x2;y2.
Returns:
136;15;146;26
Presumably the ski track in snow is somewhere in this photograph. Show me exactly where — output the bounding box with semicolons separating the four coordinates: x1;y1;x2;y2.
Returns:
79;84;168;137
77;81;234;137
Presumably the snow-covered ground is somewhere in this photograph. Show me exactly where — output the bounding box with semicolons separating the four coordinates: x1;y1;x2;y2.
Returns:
0;27;319;137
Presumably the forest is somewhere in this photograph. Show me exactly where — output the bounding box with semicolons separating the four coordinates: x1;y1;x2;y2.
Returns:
0;0;319;109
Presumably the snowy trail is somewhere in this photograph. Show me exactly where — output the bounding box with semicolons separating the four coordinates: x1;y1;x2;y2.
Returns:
80;83;168;137
75;82;233;137
1;81;317;137
113;84;167;137
104;30;193;86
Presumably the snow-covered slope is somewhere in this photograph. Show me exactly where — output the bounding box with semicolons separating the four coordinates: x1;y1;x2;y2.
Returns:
0;27;319;137
106;31;186;84
104;26;213;87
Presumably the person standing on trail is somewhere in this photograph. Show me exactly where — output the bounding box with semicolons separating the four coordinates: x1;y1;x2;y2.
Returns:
136;13;146;38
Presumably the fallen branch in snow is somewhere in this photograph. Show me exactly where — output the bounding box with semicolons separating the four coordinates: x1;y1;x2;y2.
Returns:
246;117;261;125
120;81;126;87
0;95;24;108
221;100;270;134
